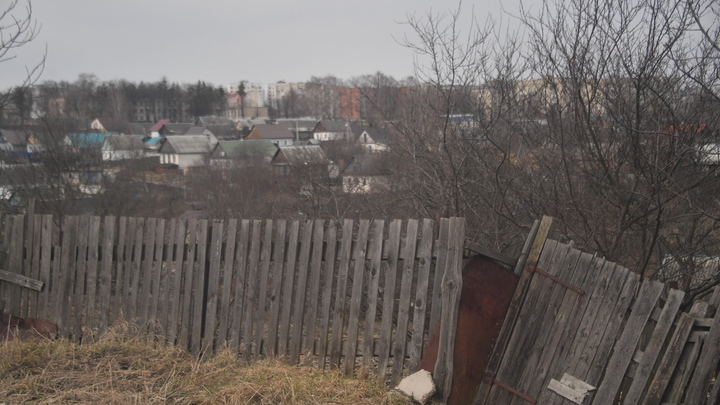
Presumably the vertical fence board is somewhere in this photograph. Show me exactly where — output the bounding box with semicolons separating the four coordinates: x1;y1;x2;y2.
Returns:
147;218;166;341
203;220;223;354
37;215;53;321
376;219;402;381
56;216;76;338
317;220;338;370
343;220;370;376
408;219;435;372
190;220;209;356
98;216;115;334
303;220;325;356
242;220;263;359
277;220;300;357
138;218;157;326
20;212;34;318
229;219;250;352
362;220;384;368
433;217;465;403
216;219;237;348
253;220;273;360
72;216;90;342
155;218;175;341
289;220;314;365
391;219;419;385
84;216;101;337
428;219;449;336
114;217;127;319
179;218;197;350
7;216;24;316
266;220;287;357
27;215;42;318
121;218;136;317
329;219;354;369
166;219;186;345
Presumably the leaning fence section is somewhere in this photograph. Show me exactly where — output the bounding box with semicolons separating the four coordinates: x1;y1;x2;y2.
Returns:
0;214;466;385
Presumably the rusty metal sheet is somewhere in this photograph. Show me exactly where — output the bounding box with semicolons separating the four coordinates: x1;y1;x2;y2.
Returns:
420;255;519;405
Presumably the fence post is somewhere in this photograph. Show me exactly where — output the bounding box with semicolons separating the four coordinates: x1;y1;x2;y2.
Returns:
432;217;466;402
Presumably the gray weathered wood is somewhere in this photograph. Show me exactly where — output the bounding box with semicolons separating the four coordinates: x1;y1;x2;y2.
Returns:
683;301;720;405
392;219;419;385
464;240;517;267
476;216;555;404
276;220;299;357
317;220;338;370
362;220;384;368
97;216;115;334
178;218;197;350
7;215;24;316
84;216;101;337
329;219;354;369
20;212;35;318
641;312;695;405
0;269;43;291
289;220;314;365
265;220;286;357
428;218;449;339
138;218;157;326
166;219;185;345
121;217;137;317
432;217;465;403
202;220;223;354
408;219;435;372
215;218;237;348
375;219;402;381
592;279;664;404
303;219;325;357
147;218;166;341
623;288;684;405
344;219;370;376
241;219;262;360
156;218;175;341
114;217;128;318
229;219;250;352
56;216;77;338
37;215;53;320
72;215;90;342
27;215;42;318
190;219;208;356
253;220;273;360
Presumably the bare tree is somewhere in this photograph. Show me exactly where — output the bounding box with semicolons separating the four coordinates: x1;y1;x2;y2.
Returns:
0;0;44;108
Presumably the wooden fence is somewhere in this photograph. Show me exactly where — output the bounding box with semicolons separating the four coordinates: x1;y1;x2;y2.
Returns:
476;229;720;405
0;214;466;387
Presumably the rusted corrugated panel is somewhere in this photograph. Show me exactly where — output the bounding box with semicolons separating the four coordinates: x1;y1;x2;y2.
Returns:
420;255;519;405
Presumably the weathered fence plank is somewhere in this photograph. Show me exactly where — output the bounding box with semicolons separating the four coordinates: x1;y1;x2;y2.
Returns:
178;218;197;350
216;218;237;348
344;219;370;376
287;220;313;364
147;218;166;341
84;216;101;337
138;218;157;327
253;220;273;360
329;219;354;369
166;219;185;345
229;219;250;352
408;219;435;372
7;215;24;316
376;219;401;381
190;219;209;356
303;219;325;357
97;216;115;334
392;219;419;385
202;220;223;354
592;279;664;404
362;220;384;369
266;220;286;357
37;215;53;321
277;220;299;357
241;220;263;360
317;220;338;370
27;215;42;318
683;303;720;405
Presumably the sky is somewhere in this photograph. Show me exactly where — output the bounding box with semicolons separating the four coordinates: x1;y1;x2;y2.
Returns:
1;0;525;90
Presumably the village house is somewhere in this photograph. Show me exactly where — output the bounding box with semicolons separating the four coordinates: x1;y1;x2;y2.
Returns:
101;134;146;161
355;127;389;153
341;154;391;194
271;144;337;177
313;120;354;141
209;139;278;169
158;135;217;169
245;123;295;146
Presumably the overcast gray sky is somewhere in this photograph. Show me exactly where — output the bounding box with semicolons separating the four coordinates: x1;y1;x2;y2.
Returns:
2;0;523;90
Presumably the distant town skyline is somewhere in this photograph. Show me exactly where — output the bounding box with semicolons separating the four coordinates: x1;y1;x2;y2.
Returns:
1;0;523;90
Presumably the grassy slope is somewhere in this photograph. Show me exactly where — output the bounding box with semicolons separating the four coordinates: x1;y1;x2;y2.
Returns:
0;330;413;404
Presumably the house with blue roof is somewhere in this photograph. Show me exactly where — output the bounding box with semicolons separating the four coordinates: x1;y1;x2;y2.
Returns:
64;133;113;149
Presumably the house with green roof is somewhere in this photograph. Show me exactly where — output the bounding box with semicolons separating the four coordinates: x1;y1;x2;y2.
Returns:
209;139;278;169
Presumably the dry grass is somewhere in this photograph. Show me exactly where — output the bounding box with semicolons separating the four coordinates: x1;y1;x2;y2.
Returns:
0;326;413;404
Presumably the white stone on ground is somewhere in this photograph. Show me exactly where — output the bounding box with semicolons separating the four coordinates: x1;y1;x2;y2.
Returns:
395;369;436;404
